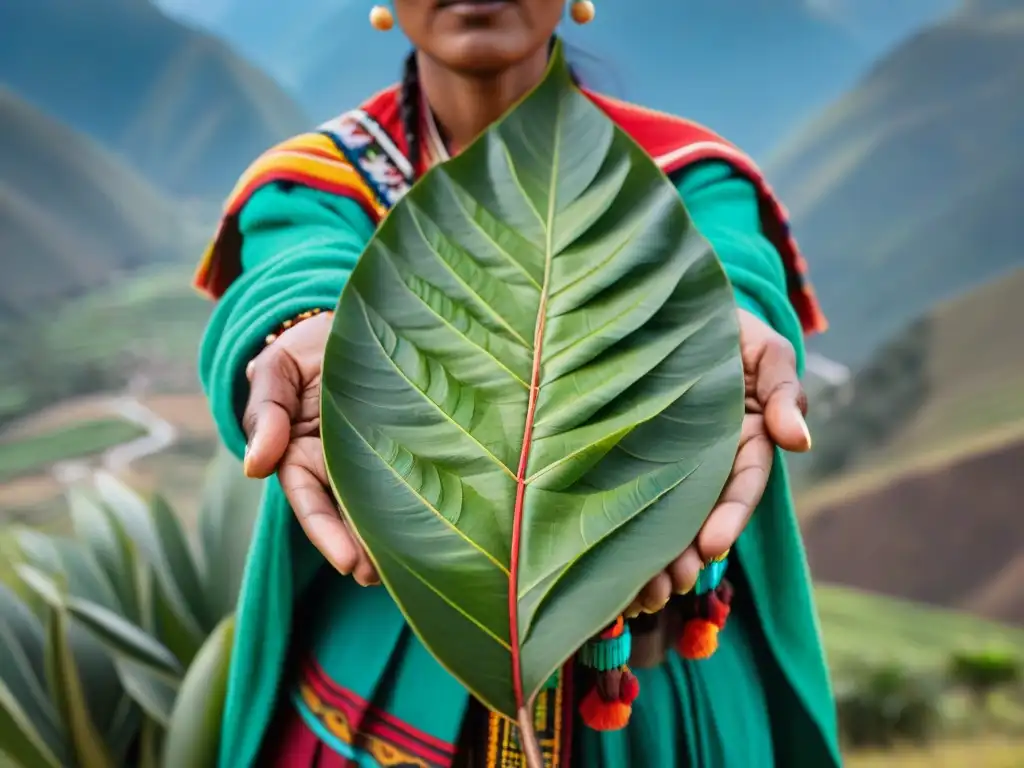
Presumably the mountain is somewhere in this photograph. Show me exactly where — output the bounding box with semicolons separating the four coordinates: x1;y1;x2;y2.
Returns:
796;266;1024;486
0;0;308;197
0;87;189;320
768;0;1024;364
157;0;955;160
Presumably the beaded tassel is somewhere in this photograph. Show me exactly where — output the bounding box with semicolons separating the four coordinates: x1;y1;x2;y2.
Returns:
676;555;734;660
576;617;640;731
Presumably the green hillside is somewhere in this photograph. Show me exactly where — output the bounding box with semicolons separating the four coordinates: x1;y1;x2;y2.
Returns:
817;585;1024;676
0;0;307;196
0;88;192;320
768;0;1024;364
0;264;210;425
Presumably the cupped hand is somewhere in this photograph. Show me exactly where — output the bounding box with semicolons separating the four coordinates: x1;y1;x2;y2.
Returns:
242;312;379;585
625;309;812;617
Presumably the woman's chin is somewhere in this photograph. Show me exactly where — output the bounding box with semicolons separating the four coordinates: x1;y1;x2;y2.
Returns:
435;33;533;75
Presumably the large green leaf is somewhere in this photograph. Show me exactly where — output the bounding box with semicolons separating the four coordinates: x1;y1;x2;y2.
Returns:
320;46;744;720
162;616;233;768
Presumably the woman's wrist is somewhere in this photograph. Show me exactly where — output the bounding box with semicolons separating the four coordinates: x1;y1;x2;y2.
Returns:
262;307;333;348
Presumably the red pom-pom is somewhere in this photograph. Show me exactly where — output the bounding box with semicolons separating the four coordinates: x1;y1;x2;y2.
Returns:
677;618;719;660
600;615;625;640
619;670;640;704
579;686;632;731
706;591;731;629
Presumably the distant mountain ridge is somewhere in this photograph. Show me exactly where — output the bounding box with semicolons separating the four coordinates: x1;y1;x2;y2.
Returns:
0;87;190;319
768;0;1024;363
0;0;308;197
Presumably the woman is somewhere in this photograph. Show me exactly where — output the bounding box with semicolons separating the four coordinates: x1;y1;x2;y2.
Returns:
196;1;839;765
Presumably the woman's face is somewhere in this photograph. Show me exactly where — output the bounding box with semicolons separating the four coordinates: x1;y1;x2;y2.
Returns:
395;0;565;76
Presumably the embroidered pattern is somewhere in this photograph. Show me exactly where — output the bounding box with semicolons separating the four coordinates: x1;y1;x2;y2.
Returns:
294;661;459;768
319;109;413;208
485;679;568;768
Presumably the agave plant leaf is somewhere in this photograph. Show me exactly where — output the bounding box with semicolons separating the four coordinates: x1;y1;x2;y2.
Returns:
67;489;142;622
150;575;203;666
102;693;143;767
162;615;234;768
197;449;261;622
0;585;65;764
64;598;182;679
15;530;120;612
93;473;206;643
10;531;61;576
137;717;162;768
16;566;128;750
112;659;177;727
320;46;743;719
0;677;61;768
40;598;115;766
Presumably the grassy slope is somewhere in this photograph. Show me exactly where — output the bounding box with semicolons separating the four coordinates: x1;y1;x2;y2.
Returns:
817;585;1024;676
767;2;1024;365
0;264;210;423
0;88;190;319
39;264;211;383
874;265;1024;466
0;418;145;483
847;738;1024;767
0;0;307;196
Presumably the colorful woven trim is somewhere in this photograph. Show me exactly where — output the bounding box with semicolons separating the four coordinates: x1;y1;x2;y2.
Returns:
485;670;571;768
317;108;413;208
295;660;459;767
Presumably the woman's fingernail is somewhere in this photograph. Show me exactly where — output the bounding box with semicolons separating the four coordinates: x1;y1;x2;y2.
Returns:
242;441;254;477
246;361;255;380
797;412;813;449
643;596;670;614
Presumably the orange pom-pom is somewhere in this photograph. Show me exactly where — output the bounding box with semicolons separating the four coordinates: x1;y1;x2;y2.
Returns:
619;670;640;704
677;618;719;660
579;687;632;731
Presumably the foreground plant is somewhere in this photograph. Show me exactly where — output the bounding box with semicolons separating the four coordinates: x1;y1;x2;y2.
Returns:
0;450;259;766
320;43;744;740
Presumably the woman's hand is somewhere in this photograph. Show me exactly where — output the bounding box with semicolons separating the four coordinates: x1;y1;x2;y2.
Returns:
625;308;812;617
242;312;380;585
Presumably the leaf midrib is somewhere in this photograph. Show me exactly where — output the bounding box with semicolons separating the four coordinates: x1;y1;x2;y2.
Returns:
508;99;563;710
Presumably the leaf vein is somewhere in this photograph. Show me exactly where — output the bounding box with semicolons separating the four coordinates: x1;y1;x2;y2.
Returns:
357;294;518;481
325;395;512;575
406;200;531;348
